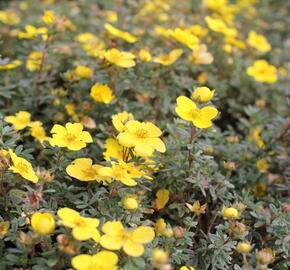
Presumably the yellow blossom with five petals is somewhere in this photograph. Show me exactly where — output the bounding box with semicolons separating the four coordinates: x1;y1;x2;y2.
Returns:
57;207;100;242
50;122;93;151
175;96;218;128
4;111;31;130
117;120;166;157
153;49;183;66
100;221;155;257
8;149;38;183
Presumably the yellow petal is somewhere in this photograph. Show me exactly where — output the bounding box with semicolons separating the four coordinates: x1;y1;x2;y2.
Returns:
200;106;218;120
131;226;155;244
123;240;144;257
92;251;118;267
72;254;92;270
100;235;123;250
102;221;124;236
155;189;170;210
57;207;80;227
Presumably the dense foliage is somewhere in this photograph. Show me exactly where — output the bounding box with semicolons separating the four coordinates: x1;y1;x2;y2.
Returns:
0;0;289;270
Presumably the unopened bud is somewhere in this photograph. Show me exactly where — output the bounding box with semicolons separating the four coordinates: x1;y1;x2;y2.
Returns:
257;248;275;265
173;226;185;239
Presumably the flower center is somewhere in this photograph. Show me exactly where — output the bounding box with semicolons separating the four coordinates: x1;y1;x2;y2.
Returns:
122;229;133;241
135;129;148;138
66;133;77;143
82;168;97;178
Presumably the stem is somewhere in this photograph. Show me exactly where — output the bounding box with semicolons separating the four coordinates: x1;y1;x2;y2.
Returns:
242;253;250;270
187;125;196;170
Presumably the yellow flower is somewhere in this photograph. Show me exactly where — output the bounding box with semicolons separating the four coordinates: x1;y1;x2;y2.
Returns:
153;49;183;66
112;111;134;132
4;111;31;130
104;48;136;68
0;10;20;25
205;16;237;37
180;267;196;270
139;49;152;62
105;10;118;22
247;60;277;84
30;125;49;144
65;104;75;116
0;59;22;70
8;149;38;183
57;207;100;241
225;37;246;50
117;120;166;157
42;10;56;25
50;122;93;151
247;31;271;53
186;201;207;215
205;0;228;10
123;195;139;210
236;241;252;253
221;207;240;219
175;96;218;128
90;84;115;104
0;221;9;236
248;127;264;148
104;23;137;43
100;221;155;257
31;212;55;235
72;251;118;270
197;72;208;84
256;158;269;173
75;65;93;79
155;218;167;236
188;44;213;65
26;51;43;71
168;28;199;50
152;248;169;265
66;158;111;184
192;87;215;103
76;32;99;43
189;25;208;37
99;160;150;186
155;189;170;210
253;183;267;197
18;25;48;40
103;138;124;161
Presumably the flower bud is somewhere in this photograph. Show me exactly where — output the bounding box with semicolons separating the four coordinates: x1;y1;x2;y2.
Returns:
192;87;215;103
173;226;185;239
31;212;55;235
282;204;290;213
36;168;54;182
152;248;169;265
230;222;246;235
204;146;214;154
123;196;139;210
162;228;173;238
222;207;239;219
257;248;275;265
236;241;252;253
223;161;237;171
42;10;56;25
19;231;35;245
227;135;239;144
57;234;78;254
